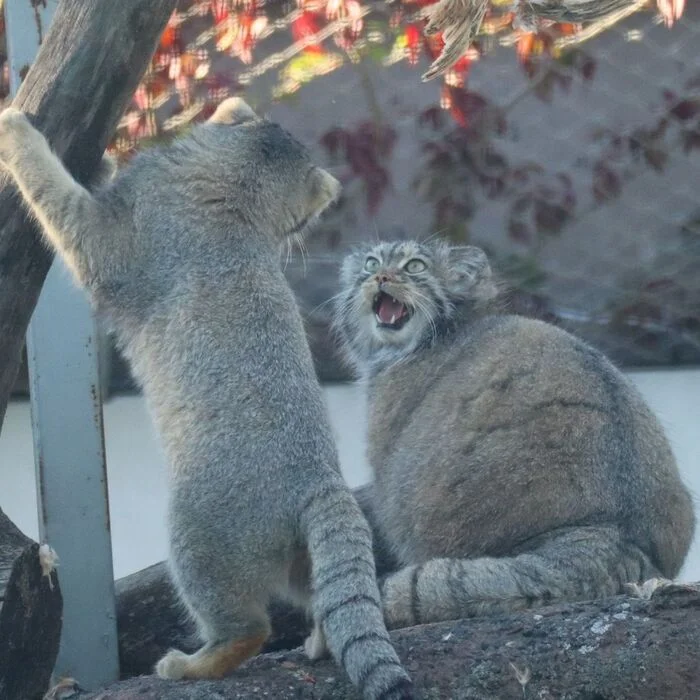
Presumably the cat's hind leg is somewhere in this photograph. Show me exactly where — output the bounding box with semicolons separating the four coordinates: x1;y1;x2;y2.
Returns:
156;634;269;680
155;599;271;680
281;548;331;662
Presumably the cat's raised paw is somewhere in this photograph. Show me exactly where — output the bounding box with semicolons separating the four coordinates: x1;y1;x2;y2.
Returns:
0;108;35;164
0;107;32;135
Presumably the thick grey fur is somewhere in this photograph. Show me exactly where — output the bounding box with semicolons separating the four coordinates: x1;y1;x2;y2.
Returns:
0;101;412;700
334;239;696;629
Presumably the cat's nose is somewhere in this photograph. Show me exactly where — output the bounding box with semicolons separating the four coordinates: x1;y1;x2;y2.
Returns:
377;273;393;284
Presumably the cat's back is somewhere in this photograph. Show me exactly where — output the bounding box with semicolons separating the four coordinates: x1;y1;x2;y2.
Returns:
370;312;654;464
370;313;616;445
370;313;690;569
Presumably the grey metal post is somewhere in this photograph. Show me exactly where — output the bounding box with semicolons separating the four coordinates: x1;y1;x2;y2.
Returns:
4;0;120;688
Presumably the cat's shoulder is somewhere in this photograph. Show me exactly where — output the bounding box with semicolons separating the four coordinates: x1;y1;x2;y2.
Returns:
465;312;591;353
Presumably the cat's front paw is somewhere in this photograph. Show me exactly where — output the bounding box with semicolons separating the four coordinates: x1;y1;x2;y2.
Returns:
0;107;37;166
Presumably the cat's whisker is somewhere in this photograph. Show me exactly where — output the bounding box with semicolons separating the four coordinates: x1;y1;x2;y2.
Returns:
407;288;438;331
410;296;438;344
310;290;348;316
282;236;293;272
294;233;308;276
421;228;448;245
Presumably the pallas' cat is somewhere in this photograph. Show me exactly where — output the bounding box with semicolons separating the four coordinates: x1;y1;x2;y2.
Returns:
334;239;695;629
0;101;413;700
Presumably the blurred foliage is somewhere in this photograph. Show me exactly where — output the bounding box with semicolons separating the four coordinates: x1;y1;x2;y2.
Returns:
0;0;699;365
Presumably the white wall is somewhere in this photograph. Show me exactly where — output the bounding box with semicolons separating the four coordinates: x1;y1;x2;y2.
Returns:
1;370;698;581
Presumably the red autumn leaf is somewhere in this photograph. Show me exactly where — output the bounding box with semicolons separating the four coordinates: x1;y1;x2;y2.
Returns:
452;55;471;74
160;24;179;50
292;11;324;53
556;22;578;35
423;31;444;61
405;24;422;65
132;84;150;111
516;32;536;63
211;0;230;24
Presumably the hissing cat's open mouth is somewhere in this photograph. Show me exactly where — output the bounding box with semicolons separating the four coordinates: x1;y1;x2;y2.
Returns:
373;291;411;330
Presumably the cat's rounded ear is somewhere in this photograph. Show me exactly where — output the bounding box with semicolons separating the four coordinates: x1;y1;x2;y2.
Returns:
305;167;341;218
208;97;257;125
446;246;498;302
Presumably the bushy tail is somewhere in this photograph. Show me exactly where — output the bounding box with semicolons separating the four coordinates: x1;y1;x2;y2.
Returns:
301;483;414;700
379;525;660;629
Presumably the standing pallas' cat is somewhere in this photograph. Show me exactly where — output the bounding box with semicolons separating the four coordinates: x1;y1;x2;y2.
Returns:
0;101;413;699
334;240;695;629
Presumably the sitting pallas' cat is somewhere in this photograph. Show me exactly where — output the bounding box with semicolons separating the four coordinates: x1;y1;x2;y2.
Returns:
333;240;695;630
0;101;413;699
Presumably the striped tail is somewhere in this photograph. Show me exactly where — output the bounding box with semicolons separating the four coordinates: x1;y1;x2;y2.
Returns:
301;482;414;700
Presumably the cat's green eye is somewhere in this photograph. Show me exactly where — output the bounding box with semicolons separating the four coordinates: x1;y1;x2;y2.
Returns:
364;257;381;273
405;259;427;274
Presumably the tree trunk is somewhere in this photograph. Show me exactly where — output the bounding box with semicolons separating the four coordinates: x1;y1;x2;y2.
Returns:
77;582;700;700
0;510;62;700
0;0;178;430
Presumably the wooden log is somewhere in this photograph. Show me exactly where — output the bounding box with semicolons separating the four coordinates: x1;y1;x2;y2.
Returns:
0;505;32;601
0;540;62;700
0;506;62;699
78;581;700;700
0;0;178;430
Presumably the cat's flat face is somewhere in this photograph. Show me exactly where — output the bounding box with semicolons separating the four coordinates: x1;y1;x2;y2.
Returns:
336;240;497;372
341;241;442;349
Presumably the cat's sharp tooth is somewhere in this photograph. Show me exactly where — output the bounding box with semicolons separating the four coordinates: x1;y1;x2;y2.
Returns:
375;314;382;323
390;314;396;324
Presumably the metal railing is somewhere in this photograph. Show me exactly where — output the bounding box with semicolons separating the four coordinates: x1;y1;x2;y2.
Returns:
4;0;119;688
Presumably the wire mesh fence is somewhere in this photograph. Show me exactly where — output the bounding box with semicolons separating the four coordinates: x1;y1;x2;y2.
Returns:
2;0;699;388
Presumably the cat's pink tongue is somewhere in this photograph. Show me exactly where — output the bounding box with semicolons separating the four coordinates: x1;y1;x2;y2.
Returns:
377;295;406;324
